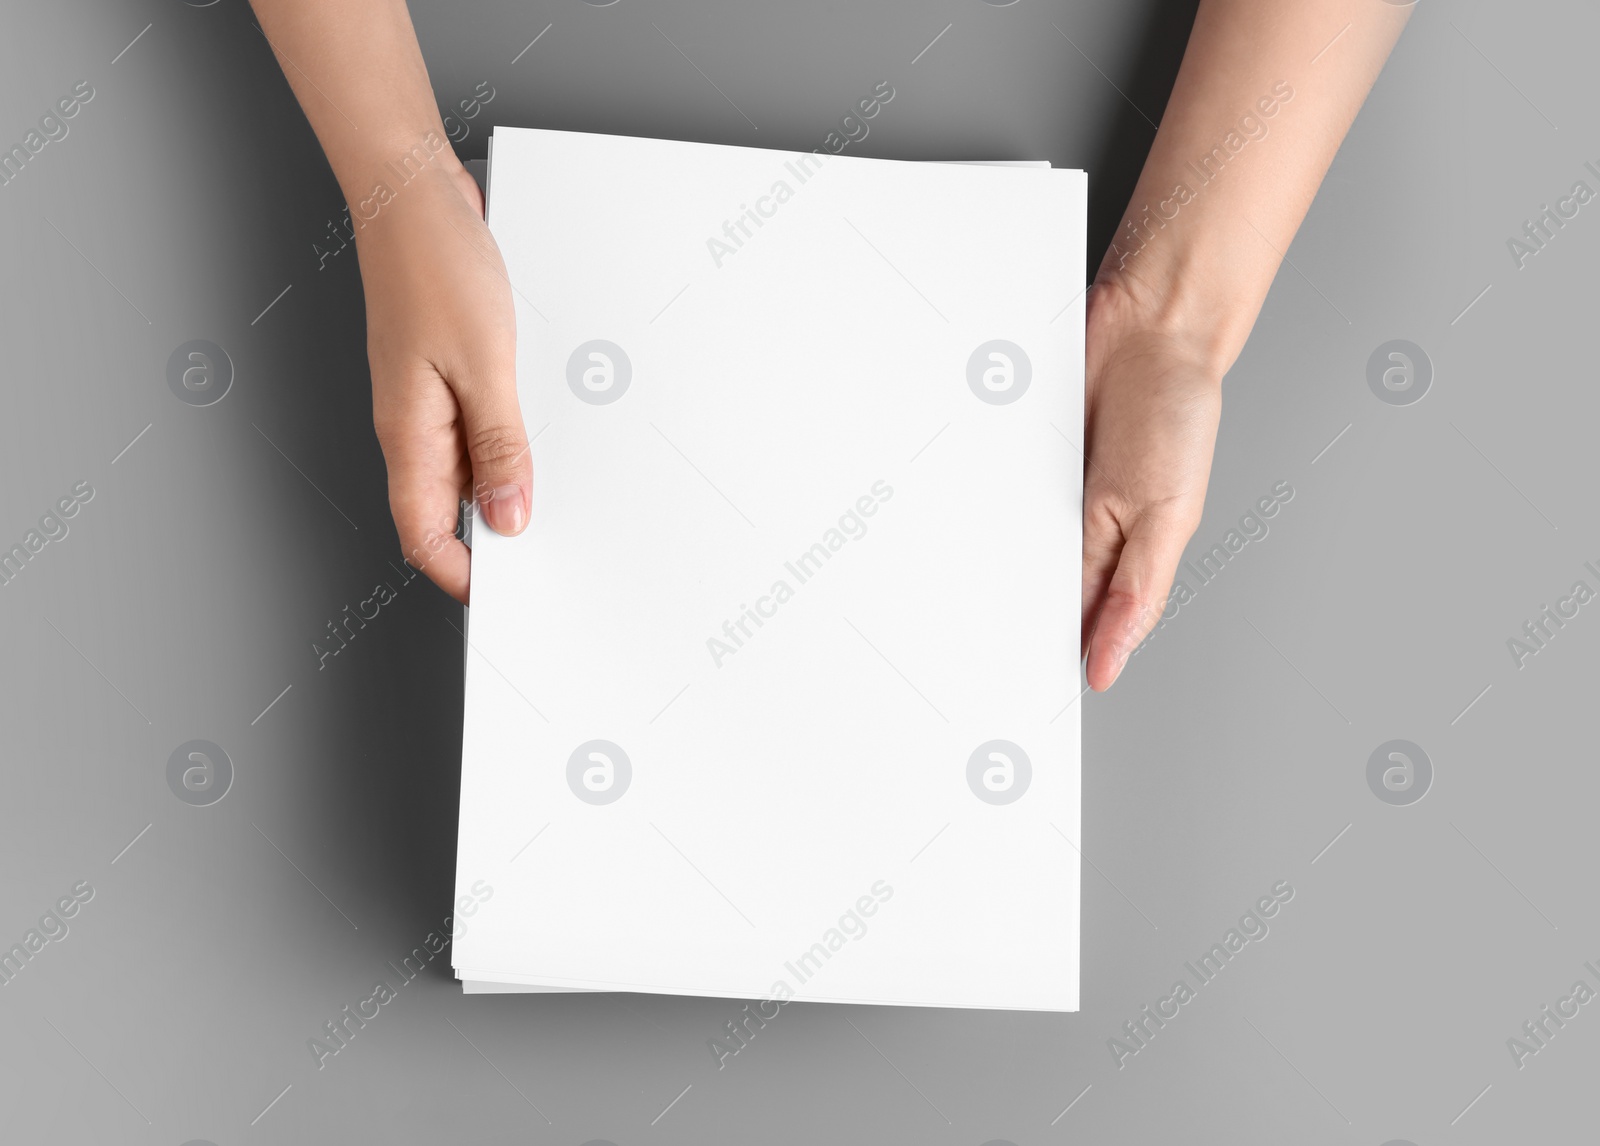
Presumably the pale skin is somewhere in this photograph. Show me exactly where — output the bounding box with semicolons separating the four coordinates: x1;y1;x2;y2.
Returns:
248;0;1408;689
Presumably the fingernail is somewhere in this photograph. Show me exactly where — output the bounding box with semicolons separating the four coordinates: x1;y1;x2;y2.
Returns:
483;484;526;535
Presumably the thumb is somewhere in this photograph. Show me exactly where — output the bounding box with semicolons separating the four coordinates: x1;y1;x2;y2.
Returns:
1084;507;1192;691
456;352;532;536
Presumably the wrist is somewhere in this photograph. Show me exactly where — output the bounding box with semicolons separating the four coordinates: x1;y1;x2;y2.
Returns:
337;131;475;246
1092;234;1269;384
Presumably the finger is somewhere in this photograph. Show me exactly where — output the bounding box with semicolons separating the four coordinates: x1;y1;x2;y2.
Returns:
454;342;532;537
387;447;472;605
376;375;474;604
1084;508;1192;691
1081;497;1126;660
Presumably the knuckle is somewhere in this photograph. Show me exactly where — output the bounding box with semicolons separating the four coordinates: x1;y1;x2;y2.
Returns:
466;424;528;469
1102;584;1161;622
394;515;459;567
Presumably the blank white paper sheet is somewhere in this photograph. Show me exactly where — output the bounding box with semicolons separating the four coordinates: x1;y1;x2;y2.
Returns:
453;126;1085;1011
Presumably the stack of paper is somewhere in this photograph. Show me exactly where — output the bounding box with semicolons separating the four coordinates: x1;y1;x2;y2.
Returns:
453;126;1085;1010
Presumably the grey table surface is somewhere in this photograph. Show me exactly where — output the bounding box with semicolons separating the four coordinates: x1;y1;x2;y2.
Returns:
2;0;1597;1142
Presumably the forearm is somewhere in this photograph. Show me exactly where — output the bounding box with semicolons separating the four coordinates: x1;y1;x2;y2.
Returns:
246;0;462;209
1100;0;1409;373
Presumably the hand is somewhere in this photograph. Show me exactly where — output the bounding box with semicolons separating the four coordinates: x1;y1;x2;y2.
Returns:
356;159;531;604
1079;276;1224;691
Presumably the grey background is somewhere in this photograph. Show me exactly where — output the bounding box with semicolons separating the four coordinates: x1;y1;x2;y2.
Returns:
1;0;1595;1142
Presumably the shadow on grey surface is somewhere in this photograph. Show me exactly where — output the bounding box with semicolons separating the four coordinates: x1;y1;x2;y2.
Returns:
1082;1;1197;278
